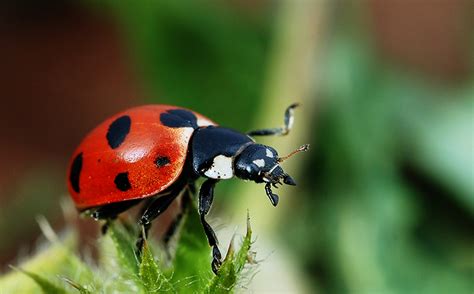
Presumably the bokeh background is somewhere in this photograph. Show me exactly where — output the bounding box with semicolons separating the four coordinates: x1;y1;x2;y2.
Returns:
0;0;472;292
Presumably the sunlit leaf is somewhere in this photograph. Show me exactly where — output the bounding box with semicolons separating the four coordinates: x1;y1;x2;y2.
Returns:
234;212;253;273
205;243;236;293
62;277;92;294
14;267;67;294
139;239;174;293
107;222;139;275
205;213;254;293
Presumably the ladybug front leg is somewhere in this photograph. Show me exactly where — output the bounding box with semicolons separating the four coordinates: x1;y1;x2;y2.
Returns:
198;178;222;274
135;188;183;254
247;103;299;137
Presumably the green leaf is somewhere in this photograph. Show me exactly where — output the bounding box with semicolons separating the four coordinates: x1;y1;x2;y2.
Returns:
107;221;139;275
235;212;253;273
60;253;99;292
14;267;67;294
204;213;254;293
139;239;174;293
171;202;213;291
62;277;92;294
205;242;237;294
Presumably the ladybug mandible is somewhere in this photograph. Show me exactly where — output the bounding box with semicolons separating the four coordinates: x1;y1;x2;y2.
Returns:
67;104;308;274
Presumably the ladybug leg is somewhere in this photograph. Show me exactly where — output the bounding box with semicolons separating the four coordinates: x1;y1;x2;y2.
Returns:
265;183;280;207
88;199;142;235
198;178;222;274
135;188;183;253
247;103;299;137
163;188;191;247
162;210;185;246
160;188;195;262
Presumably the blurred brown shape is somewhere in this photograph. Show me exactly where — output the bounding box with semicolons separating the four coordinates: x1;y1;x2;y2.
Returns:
0;2;141;192
0;2;141;266
370;0;471;81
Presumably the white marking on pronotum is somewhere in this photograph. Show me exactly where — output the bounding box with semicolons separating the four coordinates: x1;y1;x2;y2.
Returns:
253;159;265;167
204;155;234;179
266;149;274;158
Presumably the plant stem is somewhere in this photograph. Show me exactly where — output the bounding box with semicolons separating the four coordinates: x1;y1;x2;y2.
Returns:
236;0;328;231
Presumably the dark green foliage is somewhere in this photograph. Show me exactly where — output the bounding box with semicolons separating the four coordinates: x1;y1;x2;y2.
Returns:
94;0;268;129
171;202;213;290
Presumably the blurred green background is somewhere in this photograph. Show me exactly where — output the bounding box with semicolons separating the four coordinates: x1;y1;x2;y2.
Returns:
0;0;472;292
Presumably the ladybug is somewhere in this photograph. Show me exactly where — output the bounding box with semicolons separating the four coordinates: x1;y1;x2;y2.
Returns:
67;104;308;273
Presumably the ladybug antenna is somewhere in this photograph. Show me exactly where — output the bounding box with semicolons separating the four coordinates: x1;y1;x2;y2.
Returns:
277;144;310;163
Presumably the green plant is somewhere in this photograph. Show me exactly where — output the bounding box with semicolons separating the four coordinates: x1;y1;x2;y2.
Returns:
0;203;255;293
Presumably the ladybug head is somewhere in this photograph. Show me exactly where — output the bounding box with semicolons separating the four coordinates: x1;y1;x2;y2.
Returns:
234;143;309;206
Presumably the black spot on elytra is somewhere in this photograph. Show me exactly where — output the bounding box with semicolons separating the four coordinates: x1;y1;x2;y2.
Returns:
114;172;131;191
155;156;171;167
106;115;131;149
69;153;83;193
160;109;198;129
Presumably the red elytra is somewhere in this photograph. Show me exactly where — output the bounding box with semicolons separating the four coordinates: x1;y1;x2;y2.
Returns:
67;105;215;210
